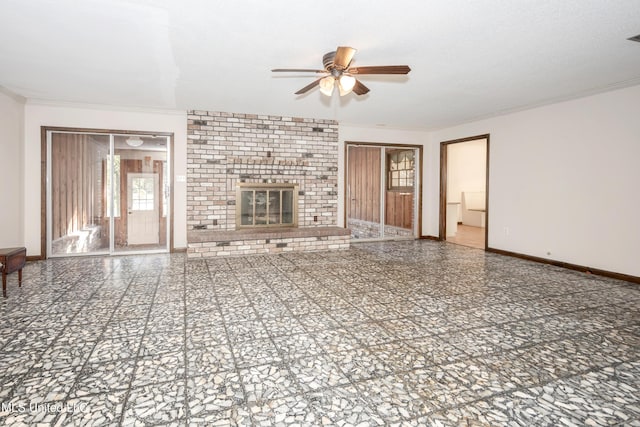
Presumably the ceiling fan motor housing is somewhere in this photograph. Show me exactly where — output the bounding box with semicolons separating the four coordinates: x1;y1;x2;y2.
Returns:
323;51;337;70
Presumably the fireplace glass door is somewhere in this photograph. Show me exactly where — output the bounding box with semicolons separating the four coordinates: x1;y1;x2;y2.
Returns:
237;184;298;228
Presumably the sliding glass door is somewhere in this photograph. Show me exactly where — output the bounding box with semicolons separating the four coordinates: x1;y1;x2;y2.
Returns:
47;131;170;257
346;144;420;241
112;135;169;253
49;133;110;255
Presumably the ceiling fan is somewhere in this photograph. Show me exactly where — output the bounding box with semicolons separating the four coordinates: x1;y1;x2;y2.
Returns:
272;46;411;96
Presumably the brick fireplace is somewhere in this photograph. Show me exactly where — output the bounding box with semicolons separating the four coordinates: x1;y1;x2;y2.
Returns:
186;111;349;257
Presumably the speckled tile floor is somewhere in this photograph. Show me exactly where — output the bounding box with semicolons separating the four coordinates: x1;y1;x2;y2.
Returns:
0;240;639;426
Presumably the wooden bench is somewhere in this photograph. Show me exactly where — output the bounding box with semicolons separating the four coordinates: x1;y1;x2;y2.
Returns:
0;247;26;297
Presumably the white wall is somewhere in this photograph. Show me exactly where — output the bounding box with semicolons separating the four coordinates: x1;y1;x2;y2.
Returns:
338;124;431;229
447;139;487;203
430;84;640;277
0;88;25;248
23;101;188;257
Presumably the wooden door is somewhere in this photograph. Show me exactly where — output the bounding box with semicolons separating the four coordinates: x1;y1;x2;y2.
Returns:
347;146;382;239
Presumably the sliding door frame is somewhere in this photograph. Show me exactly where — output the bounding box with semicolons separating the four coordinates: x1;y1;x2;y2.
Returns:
40;126;175;259
344;141;423;240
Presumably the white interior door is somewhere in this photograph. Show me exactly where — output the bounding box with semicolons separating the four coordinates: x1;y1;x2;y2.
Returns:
127;173;159;245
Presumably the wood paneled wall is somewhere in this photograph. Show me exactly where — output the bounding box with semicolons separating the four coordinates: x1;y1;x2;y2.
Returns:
385;191;413;229
347;147;381;223
51;134;102;240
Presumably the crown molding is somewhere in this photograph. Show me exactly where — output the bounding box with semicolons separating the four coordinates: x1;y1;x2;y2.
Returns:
24;98;185;116
0;86;27;104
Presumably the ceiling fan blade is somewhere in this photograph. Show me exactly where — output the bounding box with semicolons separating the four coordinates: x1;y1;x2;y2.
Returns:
294;78;323;95
272;68;327;73
352;79;370;95
333;46;357;69
347;65;411;75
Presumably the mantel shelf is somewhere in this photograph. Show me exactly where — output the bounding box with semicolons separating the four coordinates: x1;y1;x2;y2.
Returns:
188;226;350;244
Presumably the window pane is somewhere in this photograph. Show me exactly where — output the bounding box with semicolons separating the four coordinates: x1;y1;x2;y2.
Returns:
268;191;280;224
387;149;415;190
51;133;111;255
282;191;294;224
255;191;267;224
132;177;155;211
240;191;254;225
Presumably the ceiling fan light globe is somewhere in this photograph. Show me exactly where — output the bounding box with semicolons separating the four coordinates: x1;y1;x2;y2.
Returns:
319;76;335;96
338;75;356;96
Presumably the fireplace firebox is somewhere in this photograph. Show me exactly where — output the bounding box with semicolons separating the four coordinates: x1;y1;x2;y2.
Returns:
236;183;298;228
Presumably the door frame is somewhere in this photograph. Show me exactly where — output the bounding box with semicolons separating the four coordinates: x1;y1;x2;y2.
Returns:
40;126;174;259
344;141;423;239
439;134;490;249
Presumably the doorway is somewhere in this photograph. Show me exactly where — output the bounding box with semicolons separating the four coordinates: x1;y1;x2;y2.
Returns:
44;129;172;257
439;135;489;249
345;142;422;241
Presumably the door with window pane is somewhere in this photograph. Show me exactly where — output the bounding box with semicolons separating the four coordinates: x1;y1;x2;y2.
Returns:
384;149;416;238
127;173;159;245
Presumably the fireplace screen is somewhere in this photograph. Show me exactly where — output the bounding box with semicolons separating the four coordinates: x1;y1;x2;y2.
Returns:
236;183;298;228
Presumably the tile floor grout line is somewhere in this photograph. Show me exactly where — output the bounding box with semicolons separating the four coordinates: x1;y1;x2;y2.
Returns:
181;256;189;426
208;258;255;426
116;264;162;427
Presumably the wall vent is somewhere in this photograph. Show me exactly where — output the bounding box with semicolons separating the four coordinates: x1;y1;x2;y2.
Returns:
628;34;640;43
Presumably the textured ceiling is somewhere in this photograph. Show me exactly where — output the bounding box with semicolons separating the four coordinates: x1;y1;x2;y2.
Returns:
1;0;639;130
